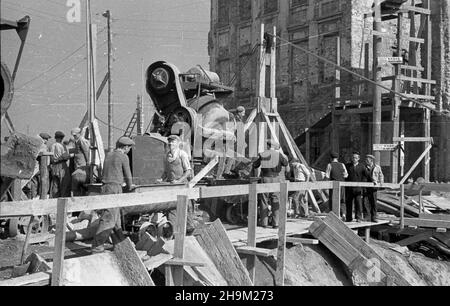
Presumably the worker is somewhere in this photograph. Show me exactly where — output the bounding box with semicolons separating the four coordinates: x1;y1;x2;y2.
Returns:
91;136;135;253
161;135;193;184
69;127;90;196
345;152;371;222
27;132;51;199
364;154;384;223
235;106;246;123
160;135;195;233
326;152;348;216
49;131;71;198
288;157;311;218
253;139;288;228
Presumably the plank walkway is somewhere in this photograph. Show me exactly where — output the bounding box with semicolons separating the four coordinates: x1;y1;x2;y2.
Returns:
227;218;390;247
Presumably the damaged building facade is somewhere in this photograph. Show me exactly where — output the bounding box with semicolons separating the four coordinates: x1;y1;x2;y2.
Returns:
208;0;450;182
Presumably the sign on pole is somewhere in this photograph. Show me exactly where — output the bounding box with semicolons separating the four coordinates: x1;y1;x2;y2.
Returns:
379;57;403;64
373;144;398;151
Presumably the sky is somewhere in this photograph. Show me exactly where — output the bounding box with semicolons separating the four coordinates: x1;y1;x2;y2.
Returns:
1;0;210;143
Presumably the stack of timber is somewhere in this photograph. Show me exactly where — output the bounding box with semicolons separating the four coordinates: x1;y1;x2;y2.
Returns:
376;192;447;218
310;213;412;286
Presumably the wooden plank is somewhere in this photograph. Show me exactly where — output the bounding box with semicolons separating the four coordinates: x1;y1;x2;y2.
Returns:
393;137;433;143
332;181;341;215
402;5;430;15
165;259;205;267
188;156;219;188
275;183;288;286
236;246;274;257
399;144;433;184
419;214;450;222
397;231;433;246
0;272;51;286
91;119;105;174
195;219;252;286
113;237;155;286
165;265;174;286
404;218;450;229
396;75;436;84
400;185;405;229
399;65;425;71
247;183;257;284
285;237;319;245
51;198;68;286
172;195;189;286
418;183;450;193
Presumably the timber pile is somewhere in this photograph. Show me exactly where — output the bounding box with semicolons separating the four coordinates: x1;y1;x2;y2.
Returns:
310;212;412;286
377;192;448;218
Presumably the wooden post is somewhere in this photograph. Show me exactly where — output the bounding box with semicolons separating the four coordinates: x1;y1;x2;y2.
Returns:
20;216;34;264
400;185;405;229
172;195;189;286
275;182;288;286
423;109;431;182
365;227;371;244
247;183;258;284
270;26;277;113
39;155;50;199
332;181;341;215
372;0;383;163
165;265;174;286
51;198;68;286
104;10;114;152
419;188;423;213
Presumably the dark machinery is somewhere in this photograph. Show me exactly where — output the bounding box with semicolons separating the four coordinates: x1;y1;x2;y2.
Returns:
126;61;254;225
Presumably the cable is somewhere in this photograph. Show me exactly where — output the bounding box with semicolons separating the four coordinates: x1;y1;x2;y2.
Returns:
270;33;448;117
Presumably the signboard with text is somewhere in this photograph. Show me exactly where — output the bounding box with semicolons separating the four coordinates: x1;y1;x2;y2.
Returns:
373;144;398;151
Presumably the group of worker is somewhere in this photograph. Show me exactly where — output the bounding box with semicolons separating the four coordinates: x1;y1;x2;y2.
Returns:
27;127;90;200
325;151;384;223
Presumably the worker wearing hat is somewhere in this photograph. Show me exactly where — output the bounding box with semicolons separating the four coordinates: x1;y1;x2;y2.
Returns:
325;152;348;216
235;106;246;123
27;132;51;199
69;127;91;197
92;136;135;253
345;151;371;222
160;135;195;233
253;139;288;228
49;131;71;198
364;154;384;223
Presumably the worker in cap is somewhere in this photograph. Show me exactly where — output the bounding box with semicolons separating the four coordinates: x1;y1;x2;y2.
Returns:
235;106;246;123
288;157;311;218
160;135;195;234
364;154;384;223
92;136;135;253
253;139;288;228
39;132;51;142
325;152;348;217
68;127;90;197
344;151;371;222
49;131;71;198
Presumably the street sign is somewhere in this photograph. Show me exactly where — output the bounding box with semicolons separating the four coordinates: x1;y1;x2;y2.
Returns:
373;144;398;151
379;57;403;64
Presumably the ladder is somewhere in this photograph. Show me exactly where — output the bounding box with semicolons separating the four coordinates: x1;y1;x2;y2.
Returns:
123;111;138;138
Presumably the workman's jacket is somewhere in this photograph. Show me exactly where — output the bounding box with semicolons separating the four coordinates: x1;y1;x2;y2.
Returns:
163;149;192;183
72;137;90;169
253;149;288;178
102;150;133;188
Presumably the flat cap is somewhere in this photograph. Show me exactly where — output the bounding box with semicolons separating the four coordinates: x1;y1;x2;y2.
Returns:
39;132;51;140
167;135;181;142
71;127;81;135
117;136;135;146
267;139;280;150
366;154;376;160
352;151;361;156
237;106;245;112
55;131;65;139
330;152;339;159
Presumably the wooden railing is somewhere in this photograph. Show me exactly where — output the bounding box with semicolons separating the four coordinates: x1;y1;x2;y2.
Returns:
0;180;404;286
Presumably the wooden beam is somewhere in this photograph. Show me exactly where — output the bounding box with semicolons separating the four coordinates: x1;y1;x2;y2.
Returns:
400;184;405;229
397;231;433;246
188;156;219;188
332;181;341;216
172;195;189;286
393;137;433;143
396;75;436;84
285;237;319;245
399;144;433;184
402;5;430;15
246;183;258;284
236;246;274;257
51;198;68;286
0;272;51;286
165;259;205;267
275;183;288;286
404;218;450;229
418;214;450;222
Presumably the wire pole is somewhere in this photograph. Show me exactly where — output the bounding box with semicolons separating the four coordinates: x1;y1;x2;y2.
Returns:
103;10;113;152
372;0;382;162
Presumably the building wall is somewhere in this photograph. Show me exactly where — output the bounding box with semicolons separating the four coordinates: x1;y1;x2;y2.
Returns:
209;0;450;180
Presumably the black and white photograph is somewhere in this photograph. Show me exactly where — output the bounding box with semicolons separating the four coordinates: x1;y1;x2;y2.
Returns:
0;0;449;290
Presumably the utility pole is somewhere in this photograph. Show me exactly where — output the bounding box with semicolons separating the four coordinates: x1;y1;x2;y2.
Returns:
103;10;113;152
372;0;382;163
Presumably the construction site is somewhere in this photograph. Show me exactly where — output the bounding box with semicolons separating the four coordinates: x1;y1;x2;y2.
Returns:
0;0;450;288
